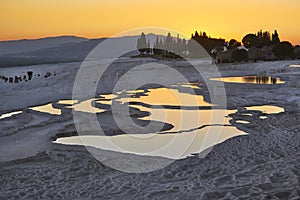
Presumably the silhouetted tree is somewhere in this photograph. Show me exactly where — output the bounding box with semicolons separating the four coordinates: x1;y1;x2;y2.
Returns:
242;30;280;48
146;39;151;54
248;47;265;61
190;30;225;53
271;30;280;44
294;45;300;59
228;39;241;49
232;49;248;62
174;35;187;56
187;39;204;58
153;36;160;55
242;34;258;48
152;33;186;58
272;41;294;59
137;32;147;54
256;31;271;48
182;38;187;52
165;32;173;52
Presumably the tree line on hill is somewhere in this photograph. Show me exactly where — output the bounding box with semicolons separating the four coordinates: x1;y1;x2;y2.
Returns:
136;30;300;62
137;32;188;58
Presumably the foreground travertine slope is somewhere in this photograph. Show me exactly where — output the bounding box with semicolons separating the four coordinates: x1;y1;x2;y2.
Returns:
0;111;299;199
0;59;299;199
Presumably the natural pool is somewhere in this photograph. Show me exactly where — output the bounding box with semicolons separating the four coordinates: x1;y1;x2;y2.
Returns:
210;76;285;84
54;85;284;160
0;82;284;160
54;87;240;159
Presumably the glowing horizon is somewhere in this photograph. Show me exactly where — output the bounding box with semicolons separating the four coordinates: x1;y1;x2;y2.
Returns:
1;0;299;45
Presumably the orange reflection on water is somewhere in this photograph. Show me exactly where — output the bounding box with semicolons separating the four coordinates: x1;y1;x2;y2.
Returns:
210;76;285;84
117;88;213;107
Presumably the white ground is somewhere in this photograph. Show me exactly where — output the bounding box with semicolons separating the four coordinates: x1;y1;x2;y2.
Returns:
0;59;299;199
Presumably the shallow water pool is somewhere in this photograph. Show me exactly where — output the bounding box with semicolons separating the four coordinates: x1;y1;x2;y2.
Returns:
210;76;285;84
54;85;284;160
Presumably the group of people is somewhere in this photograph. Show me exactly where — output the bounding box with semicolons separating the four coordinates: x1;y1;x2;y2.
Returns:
0;71;55;83
0;71;35;83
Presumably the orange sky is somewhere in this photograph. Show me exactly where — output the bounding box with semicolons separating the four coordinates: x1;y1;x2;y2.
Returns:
1;0;299;44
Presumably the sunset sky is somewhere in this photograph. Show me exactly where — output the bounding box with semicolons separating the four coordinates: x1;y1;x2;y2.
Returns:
1;0;299;44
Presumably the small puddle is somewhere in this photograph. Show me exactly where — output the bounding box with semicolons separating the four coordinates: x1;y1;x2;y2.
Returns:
232;105;283;121
245;105;284;114
66;99;106;113
57;100;78;105
289;64;300;68
210;76;285;84
0;111;22;120
235;120;250;124
30;103;61;115
172;82;201;89
55;126;245;160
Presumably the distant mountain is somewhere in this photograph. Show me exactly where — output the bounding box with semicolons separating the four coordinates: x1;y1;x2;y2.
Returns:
20;38;107;59
0;34;166;67
0;36;88;55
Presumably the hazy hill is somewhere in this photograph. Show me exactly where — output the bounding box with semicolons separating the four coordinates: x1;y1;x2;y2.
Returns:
0;36;88;55
0;34;166;67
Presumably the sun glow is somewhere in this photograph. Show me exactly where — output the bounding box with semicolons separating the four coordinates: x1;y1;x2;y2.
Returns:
0;0;299;44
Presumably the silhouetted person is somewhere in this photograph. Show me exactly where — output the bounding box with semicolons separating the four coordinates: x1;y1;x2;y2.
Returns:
27;71;33;80
14;76;19;83
44;72;51;78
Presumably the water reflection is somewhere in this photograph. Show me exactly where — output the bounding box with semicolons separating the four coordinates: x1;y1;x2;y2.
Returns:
30;103;61;115
0;111;22;120
235;120;250;124
135;106;232;132
55;86;241;159
57;100;78;105
66;99;105;113
290;64;300;68
55;126;245;159
1;81;282;159
210;76;285;84
116;88;213;107
245;105;284;114
172;82;201;89
54;85;285;159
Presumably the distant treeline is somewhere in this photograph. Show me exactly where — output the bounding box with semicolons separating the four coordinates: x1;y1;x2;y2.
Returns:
136;30;300;62
137;33;188;59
